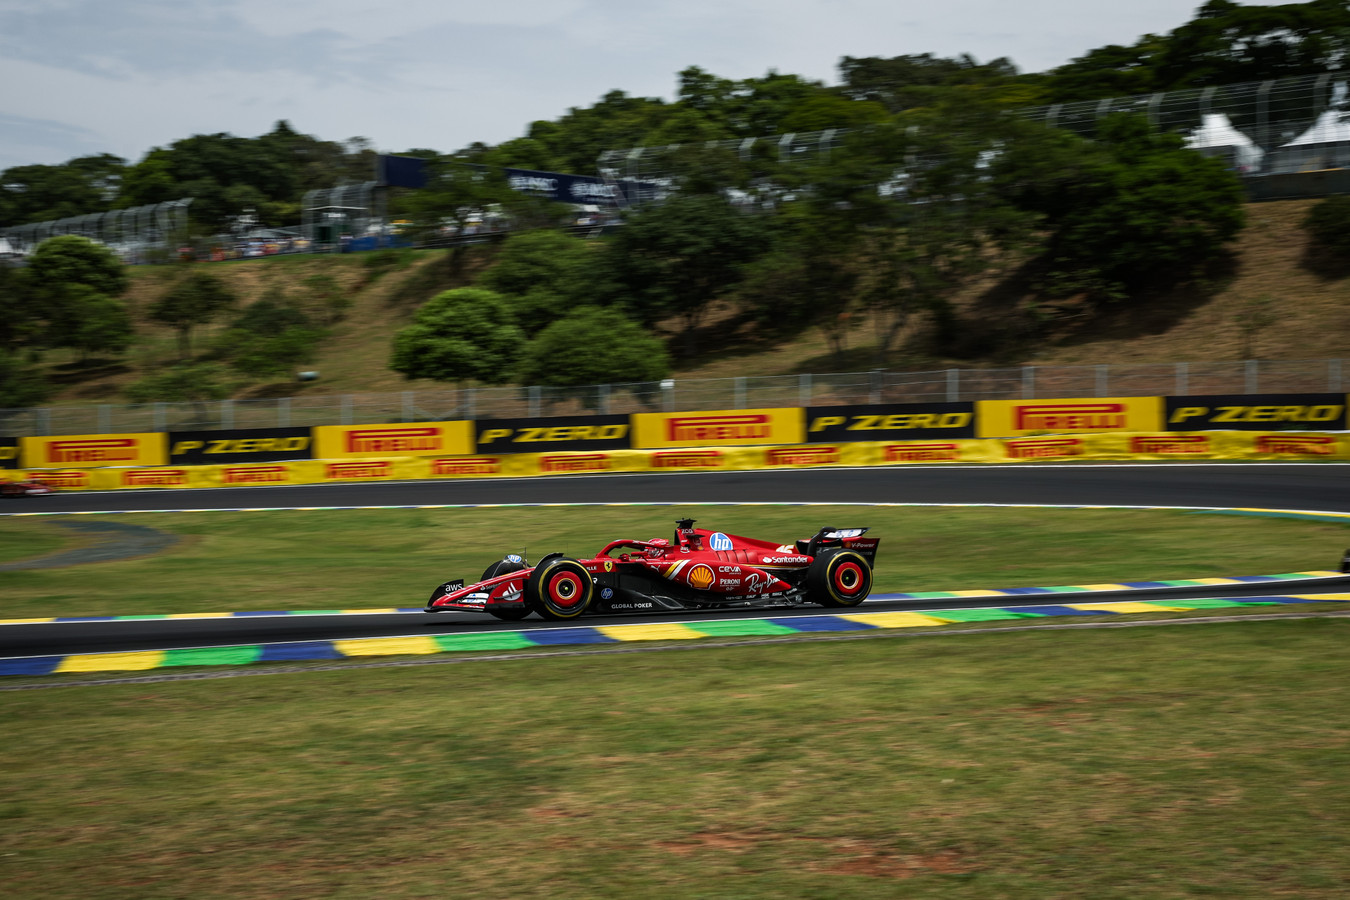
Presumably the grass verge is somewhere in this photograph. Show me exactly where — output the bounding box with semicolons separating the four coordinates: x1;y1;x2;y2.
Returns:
3;618;1349;898
1;505;1347;618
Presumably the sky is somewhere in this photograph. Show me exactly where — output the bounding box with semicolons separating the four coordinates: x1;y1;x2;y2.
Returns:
0;0;1311;173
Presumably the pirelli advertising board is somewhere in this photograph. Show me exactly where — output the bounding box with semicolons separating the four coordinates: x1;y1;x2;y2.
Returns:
806;403;975;442
312;421;474;460
169;427;314;465
632;407;804;449
977;396;1162;438
0;438;18;470
20;432;167;469
475;414;631;453
1165;393;1348;431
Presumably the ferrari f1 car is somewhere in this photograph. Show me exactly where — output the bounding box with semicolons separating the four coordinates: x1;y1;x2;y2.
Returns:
0;477;54;498
426;519;879;620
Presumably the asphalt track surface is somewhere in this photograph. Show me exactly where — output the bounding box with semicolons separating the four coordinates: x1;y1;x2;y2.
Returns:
4;462;1350;658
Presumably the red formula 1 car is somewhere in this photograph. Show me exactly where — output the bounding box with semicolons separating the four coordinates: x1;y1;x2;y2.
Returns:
0;476;55;498
426;519;879;621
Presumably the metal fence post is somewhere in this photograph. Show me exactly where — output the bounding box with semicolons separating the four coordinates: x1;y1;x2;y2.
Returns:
869;370;881;405
1176;362;1187;396
222;400;234;430
401;391;414;423
466;387;475;420
946;368;958;402
1022;366;1035;399
529;386;540;418
278;397;290;428
799;373;811;407
1245;360;1258;393
98;404;111;433
154;403;165;432
38;408;51;436
1095;365;1108;397
599;383;610;415
734;377;745;409
341;395;352;425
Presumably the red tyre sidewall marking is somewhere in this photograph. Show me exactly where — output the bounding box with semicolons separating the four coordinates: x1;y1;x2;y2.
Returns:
832;560;865;597
547;569;584;608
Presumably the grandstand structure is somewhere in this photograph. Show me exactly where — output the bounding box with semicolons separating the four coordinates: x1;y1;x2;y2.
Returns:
1;199;192;261
598;71;1350;203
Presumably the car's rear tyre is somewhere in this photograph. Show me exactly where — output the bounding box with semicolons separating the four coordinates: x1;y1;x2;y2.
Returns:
483;558;531;620
807;549;872;608
525;557;594;620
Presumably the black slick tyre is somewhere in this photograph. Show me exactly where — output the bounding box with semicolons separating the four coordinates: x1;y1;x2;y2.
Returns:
806;548;872;608
525;557;594;621
483;558;532;621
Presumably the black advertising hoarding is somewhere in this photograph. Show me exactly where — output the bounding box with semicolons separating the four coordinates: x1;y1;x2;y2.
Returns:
0;437;18;469
1165;394;1347;431
805;403;977;442
168;427;314;465
475;415;632;453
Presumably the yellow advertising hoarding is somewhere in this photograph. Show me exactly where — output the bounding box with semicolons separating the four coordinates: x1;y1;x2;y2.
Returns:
631;407;805;449
20;432;167;469
312;421;474;460
977;396;1163;438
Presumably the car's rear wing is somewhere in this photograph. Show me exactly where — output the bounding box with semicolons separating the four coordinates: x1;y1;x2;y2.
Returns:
798;527;879;565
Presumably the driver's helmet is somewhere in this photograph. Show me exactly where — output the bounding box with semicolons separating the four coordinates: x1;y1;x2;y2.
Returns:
645;538;671;558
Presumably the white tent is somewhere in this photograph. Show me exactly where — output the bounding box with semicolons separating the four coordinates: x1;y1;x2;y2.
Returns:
1186;113;1265;171
1281;109;1350;147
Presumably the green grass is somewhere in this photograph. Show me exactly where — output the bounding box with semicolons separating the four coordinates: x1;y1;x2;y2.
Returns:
1;505;1346;618
0;518;68;565
3;619;1350;898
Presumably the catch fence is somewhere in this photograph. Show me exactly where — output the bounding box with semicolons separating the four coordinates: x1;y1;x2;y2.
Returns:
1;359;1343;436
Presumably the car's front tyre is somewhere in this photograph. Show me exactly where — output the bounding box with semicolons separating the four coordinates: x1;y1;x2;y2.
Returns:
525;557;594;620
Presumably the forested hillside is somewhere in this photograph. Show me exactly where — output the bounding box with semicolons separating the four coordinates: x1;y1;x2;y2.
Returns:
3;1;1349;409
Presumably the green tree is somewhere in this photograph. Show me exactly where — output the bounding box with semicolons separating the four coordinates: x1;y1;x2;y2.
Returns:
477;230;598;333
62;285;134;360
0;154;125;227
149;270;238;358
0;349;49;407
0;263;37;350
514;307;669;387
600;193;772;355
389;288;525;384
1302;194;1350;259
1005;115;1247;301
219;289;323;379
24;236;131;353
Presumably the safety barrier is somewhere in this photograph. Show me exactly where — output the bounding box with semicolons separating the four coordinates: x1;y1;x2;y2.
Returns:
7;430;1347;491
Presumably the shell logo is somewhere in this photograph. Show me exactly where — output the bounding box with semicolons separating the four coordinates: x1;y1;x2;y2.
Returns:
688;564;716;590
